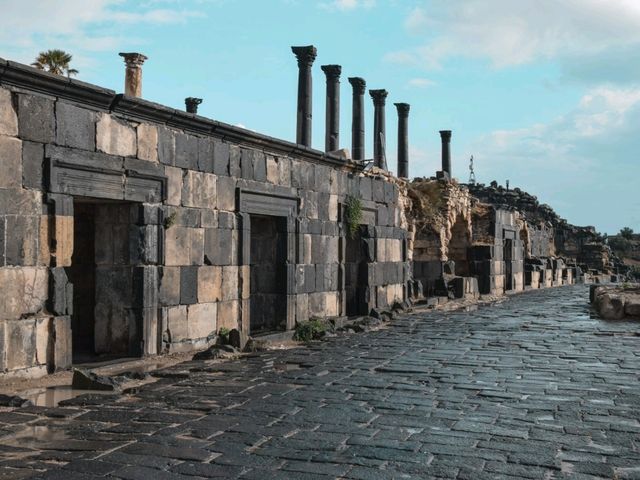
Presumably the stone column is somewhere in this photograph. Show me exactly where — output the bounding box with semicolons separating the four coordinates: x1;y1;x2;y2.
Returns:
185;97;202;114
118;52;148;98
394;103;410;178
291;45;317;147
321;64;341;152
370;89;388;169
440;130;452;178
348;77;366;161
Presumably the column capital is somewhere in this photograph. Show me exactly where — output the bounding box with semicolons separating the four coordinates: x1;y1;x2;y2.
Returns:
439;130;452;141
348;77;366;95
291;45;317;67
369;89;388;106
119;52;148;67
321;64;342;80
394;102;410;117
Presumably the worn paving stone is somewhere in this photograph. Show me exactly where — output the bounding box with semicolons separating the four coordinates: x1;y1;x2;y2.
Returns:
4;286;640;478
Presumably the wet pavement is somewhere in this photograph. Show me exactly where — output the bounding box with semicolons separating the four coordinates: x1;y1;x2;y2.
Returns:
1;285;639;479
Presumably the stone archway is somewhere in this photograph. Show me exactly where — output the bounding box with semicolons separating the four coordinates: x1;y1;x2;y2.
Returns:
448;214;471;276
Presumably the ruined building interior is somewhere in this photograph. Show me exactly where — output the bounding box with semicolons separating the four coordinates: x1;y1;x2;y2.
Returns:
0;46;621;379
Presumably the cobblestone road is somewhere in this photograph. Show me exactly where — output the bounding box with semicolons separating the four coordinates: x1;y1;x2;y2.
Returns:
2;285;640;479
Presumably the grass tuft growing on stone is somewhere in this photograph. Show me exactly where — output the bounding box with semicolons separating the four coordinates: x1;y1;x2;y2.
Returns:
294;318;326;342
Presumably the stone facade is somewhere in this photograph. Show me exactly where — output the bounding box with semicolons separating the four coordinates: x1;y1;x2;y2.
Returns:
0;59;408;378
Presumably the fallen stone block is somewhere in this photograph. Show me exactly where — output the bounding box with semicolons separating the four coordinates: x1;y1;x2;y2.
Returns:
0;394;33;407
71;368;121;391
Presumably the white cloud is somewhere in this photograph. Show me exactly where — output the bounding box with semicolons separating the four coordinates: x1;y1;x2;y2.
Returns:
319;0;375;12
469;86;640;232
388;0;640;77
407;78;436;89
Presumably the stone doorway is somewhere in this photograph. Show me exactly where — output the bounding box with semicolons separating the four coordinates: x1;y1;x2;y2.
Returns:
249;215;287;334
68;201;142;363
345;228;367;316
504;238;514;291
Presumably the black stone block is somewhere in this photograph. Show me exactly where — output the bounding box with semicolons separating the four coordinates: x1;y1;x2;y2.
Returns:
229;145;241;177
157;126;175;166
49;267;69;315
384;182;395;204
359;177;372;201
240;149;254;180
218;211;235;229
315;265;325;292
252;151;267;182
22;141;44;190
372;180;385;202
314;165;331;192
304;265;316;293
0;218;4;266
213;140;230;176
5;216;38;265
180;266;198;304
197;137;213;172
204;228;233;266
55;101;95;150
18;93;55;143
175;133;198;170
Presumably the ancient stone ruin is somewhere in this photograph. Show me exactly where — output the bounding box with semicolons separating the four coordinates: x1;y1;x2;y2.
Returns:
0;46;620;379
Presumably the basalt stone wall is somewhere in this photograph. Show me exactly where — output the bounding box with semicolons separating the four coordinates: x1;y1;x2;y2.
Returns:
0;59;409;378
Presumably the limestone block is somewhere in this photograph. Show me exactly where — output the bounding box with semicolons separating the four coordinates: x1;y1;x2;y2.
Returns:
229;145;241;177
158;266;180;306
96;114;137;157
5;320;36;370
35;317;50;365
39;214;51;266
0;88;17;136
165;166;182;206
137;123;158;162
198;266;222;303
182;171;216;209
213;140;230;176
53;216;73;267
175;133;198;170
167;305;188;342
0;267;48;319
0;135;22;188
625;295;640;317
329;195;338;221
217;300;240;330
53;316;72;370
303;234;312;265
187;302;217;339
190;228;204;266
308;292;326;318
376;238;387;263
165;226;190;266
216;176;236;212
56;102;95;150
222;266;239;301
5;216;39;266
266;155;278;184
325;291;339;317
158;126;175;166
17;94;54;143
296;293;309;322
240;265;250;300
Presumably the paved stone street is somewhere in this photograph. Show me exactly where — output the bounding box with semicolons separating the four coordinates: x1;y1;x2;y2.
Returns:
1;285;640;479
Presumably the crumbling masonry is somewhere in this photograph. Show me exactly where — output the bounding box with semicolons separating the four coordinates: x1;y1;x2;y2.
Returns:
0;47;618;378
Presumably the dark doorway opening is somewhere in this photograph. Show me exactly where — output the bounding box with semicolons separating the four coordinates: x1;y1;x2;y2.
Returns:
345;228;367;316
504;238;513;291
249;215;287;334
68;201;141;363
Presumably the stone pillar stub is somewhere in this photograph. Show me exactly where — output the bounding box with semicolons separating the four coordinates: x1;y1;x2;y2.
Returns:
119;52;148;98
292;45;317;147
185;97;202;114
394;102;410;178
440;130;452;178
348;77;366;161
321;64;341;153
369;89;388;170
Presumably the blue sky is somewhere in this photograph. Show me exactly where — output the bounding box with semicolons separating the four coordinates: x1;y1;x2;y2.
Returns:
1;0;639;234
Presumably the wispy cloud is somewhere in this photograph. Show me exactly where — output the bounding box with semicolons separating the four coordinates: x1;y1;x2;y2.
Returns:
318;0;375;12
407;78;436;89
386;0;640;84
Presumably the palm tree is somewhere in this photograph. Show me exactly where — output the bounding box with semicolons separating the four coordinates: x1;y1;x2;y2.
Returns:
31;49;79;77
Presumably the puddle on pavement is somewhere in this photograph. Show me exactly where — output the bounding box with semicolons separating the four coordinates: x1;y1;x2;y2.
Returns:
19;386;112;407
